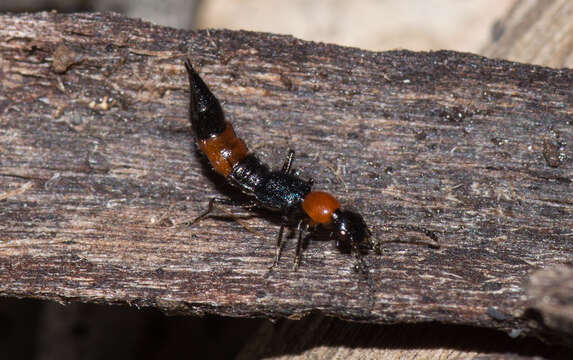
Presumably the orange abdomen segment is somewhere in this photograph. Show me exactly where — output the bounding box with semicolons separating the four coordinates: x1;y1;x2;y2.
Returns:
198;122;249;177
302;191;340;224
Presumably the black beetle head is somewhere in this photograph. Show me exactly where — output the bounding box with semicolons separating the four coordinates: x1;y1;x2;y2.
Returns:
331;209;371;252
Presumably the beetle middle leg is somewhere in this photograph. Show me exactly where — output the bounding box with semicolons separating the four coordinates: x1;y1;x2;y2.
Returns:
271;211;290;269
281;149;295;173
185;197;258;228
293;220;312;270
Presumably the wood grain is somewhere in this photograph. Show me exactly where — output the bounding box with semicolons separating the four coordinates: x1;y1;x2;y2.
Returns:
0;12;572;344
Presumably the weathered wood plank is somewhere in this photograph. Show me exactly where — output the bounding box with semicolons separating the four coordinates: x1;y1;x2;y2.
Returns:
0;12;572;343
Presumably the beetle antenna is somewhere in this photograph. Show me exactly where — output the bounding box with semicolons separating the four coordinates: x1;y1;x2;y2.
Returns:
369;225;440;254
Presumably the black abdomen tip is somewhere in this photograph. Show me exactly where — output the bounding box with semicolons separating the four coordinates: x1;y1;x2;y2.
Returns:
185;59;226;140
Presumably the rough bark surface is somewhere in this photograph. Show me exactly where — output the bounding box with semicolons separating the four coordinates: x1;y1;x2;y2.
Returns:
1;12;572;345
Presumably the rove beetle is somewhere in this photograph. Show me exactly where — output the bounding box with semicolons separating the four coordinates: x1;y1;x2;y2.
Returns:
185;59;374;270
